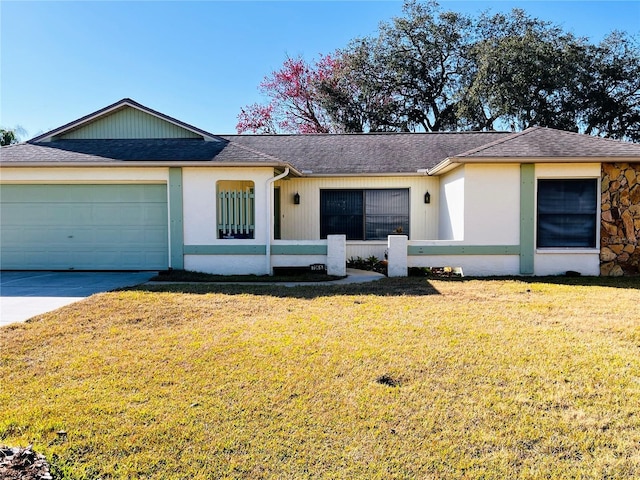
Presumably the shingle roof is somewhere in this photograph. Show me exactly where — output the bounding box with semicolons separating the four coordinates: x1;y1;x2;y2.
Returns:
0;139;283;165
456;126;640;158
4;128;639;174
221;132;512;174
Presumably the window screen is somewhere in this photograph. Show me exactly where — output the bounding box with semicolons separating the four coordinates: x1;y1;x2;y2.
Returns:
321;189;409;240
537;179;597;248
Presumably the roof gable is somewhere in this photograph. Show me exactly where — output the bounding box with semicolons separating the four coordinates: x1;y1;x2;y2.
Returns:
57;106;202;140
31;98;221;142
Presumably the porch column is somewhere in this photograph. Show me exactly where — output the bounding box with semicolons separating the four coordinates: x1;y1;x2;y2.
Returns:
327;234;346;277
388;235;408;277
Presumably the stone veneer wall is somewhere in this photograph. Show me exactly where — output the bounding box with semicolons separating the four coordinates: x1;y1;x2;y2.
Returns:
601;163;640;276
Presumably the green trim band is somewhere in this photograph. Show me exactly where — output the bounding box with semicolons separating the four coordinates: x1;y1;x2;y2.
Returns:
519;164;535;274
168;168;184;270
408;245;520;256
184;245;267;255
271;245;328;255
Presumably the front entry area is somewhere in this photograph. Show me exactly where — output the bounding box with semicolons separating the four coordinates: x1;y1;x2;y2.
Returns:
0;184;169;270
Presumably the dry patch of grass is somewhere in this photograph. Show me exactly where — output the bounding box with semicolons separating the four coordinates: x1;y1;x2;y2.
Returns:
1;277;640;479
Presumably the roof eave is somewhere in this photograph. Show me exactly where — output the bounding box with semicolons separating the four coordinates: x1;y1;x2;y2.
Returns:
429;155;640;175
458;156;640;163
299;171;435;178
427;158;457;176
0;161;302;174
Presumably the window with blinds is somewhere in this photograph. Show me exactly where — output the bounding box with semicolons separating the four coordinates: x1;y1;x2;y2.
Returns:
320;189;409;240
537;179;597;248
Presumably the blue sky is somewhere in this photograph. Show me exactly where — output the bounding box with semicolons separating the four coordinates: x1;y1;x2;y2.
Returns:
1;1;639;138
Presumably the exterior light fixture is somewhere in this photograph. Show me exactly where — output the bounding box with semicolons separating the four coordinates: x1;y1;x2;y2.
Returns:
424;191;431;204
293;192;300;205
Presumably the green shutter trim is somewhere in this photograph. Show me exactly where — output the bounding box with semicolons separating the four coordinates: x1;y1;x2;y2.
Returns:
408;245;520;255
169;168;184;269
520;164;535;274
271;245;328;255
184;245;267;255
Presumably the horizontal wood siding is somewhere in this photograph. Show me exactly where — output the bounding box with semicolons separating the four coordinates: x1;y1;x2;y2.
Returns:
276;176;439;241
59;106;202;139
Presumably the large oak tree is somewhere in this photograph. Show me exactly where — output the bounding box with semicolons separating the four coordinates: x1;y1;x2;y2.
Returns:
237;1;640;141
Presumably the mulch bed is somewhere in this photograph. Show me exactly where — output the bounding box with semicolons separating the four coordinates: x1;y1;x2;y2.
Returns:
0;445;52;480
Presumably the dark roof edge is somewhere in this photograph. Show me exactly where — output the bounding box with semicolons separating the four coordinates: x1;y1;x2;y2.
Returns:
221;130;510;139
0;160;301;171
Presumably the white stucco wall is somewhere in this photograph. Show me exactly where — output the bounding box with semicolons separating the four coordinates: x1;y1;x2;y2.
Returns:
464;164;521;245
182;167;274;245
408;254;520;276
184;255;267;275
534;251;601;276
438;164;520;245
439;167;465;240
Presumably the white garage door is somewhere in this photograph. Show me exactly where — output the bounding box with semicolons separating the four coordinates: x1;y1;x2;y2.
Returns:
0;184;169;270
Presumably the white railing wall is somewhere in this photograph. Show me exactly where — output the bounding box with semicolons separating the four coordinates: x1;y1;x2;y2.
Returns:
270;235;346;276
217;189;255;237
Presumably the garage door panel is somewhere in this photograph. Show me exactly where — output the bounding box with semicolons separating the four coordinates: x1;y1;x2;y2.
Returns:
0;184;169;270
0;228;24;244
144;204;168;221
117;229;147;243
4;205;49;223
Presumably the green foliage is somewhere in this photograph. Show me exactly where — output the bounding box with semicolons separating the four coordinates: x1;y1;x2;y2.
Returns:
246;1;640;141
321;0;475;133
0;128;19;146
465;9;586;131
578;32;640;142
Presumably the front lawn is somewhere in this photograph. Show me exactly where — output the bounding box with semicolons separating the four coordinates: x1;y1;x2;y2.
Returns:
1;277;639;479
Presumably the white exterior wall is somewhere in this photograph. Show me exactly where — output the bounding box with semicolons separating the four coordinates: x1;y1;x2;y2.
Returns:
182;167;274;245
439;167;465;240
271;255;328;267
534;252;601;276
276;176;439;241
533;163;601;276
182;167;276;275
463;164;521;245
3;162;605;277
184;255;267;275
408;253;520;276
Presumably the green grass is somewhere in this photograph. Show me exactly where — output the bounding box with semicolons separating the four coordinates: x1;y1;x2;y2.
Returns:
1;277;640;479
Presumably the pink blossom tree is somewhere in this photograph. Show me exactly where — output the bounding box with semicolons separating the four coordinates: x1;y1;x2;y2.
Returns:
236;55;339;134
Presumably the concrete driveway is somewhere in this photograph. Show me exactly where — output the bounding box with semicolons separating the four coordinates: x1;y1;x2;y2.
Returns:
0;271;157;327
